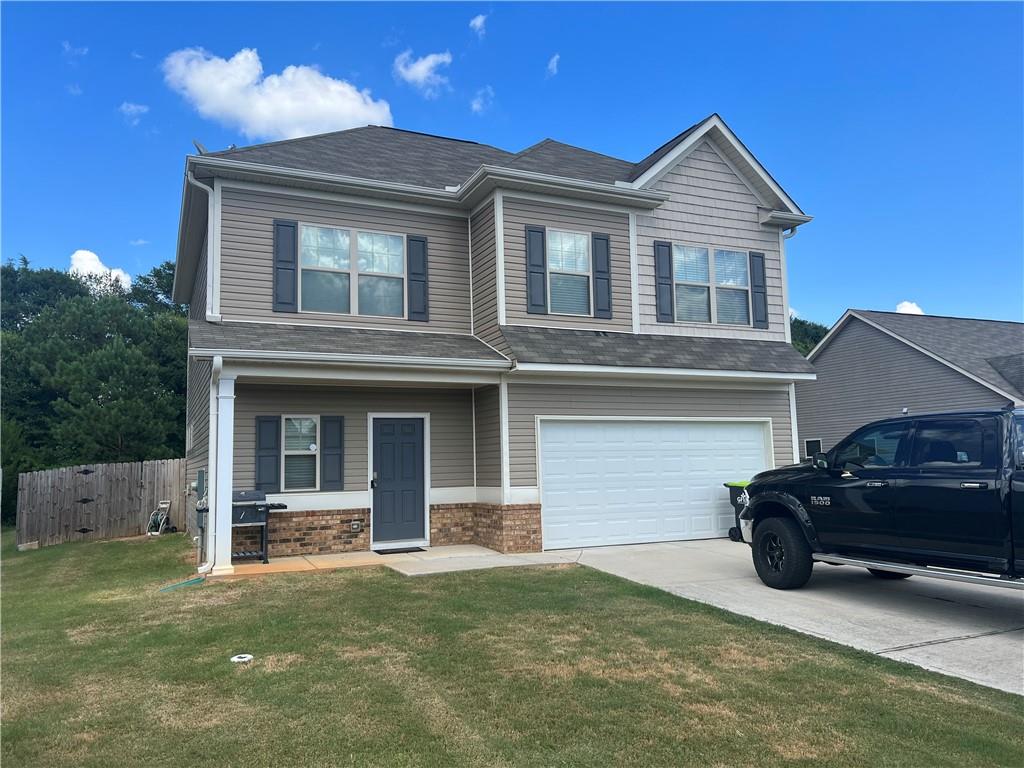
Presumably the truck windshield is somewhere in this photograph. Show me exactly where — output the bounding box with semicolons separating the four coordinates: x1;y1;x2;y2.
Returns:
1016;416;1024;470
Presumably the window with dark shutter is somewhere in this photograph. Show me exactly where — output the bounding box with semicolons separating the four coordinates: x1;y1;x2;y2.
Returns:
654;241;674;322
591;233;612;319
254;416;281;493
526;225;547;314
406;235;429;322
273;220;298;313
749;251;768;329
321;416;345;491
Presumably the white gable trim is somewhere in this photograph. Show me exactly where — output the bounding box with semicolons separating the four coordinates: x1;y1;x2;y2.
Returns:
631;114;804;216
808;311;1023;406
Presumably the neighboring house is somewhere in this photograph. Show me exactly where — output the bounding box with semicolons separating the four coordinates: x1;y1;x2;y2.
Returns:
796;309;1024;455
173;113;816;576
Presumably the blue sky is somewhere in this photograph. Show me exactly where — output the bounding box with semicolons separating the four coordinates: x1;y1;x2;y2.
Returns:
3;2;1022;325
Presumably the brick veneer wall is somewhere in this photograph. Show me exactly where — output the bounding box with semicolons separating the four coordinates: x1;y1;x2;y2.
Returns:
233;503;542;561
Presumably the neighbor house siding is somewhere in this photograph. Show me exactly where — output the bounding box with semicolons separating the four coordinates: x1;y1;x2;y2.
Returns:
473;385;501;488
232;385;475;491
796;317;1010;451
219;187;472;332
189;235;208;321
470;198;505;351
506;382;793;486
636;139;787;341
502;197;633;332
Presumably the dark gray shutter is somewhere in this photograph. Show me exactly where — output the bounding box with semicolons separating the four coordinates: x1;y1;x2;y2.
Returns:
406;235;429;322
321;416;344;491
526;225;547;314
749;251;768;329
592;233;612;319
654;241;674;323
254;416;281;493
273;219;298;313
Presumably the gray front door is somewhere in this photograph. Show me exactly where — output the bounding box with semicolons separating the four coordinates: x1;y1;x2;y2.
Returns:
372;418;426;544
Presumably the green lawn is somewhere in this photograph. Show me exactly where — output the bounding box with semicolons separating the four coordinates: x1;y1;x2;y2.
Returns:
2;531;1022;767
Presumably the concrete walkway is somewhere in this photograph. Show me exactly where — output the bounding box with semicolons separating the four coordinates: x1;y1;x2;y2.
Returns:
568;539;1024;695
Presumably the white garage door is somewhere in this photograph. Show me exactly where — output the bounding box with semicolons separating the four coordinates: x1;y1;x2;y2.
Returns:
539;419;771;550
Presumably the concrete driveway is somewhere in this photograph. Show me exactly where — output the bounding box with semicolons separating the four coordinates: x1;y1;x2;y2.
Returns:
570;539;1024;695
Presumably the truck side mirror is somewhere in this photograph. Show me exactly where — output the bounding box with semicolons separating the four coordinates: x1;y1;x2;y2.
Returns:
812;452;829;470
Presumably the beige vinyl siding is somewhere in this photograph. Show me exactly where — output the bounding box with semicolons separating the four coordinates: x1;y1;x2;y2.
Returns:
473;385;501;487
507;382;793;486
219;187;472;332
189;235;208;320
232;385;474;491
470;199;506;351
796;317;1010;452
185;358;211;530
502;197;632;332
636;139;787;341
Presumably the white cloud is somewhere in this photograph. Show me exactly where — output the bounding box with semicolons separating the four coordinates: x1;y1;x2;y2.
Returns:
69;250;131;290
118;101;149;126
470;85;494;114
66;83;83;96
896;300;924;315
546;53;560;77
469;14;487;38
393;49;452;98
163;47;392;141
789;307;800;319
129;238;149;247
131;50;144;60
62;40;88;58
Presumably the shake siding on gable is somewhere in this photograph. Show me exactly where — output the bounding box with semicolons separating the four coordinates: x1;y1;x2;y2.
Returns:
502;197;632;332
470;199;505;351
506;383;793;487
636;140;787;342
219;187;472;332
795;317;1010;452
232;385;475;491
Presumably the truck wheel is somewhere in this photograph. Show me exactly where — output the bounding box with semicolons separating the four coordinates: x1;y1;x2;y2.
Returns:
867;568;911;580
752;517;813;589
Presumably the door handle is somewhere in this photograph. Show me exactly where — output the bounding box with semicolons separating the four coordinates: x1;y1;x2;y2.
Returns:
960;482;988;490
865;480;889;488
370;479;378;489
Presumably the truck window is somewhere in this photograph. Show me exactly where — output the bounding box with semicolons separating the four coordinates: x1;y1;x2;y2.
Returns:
1015;416;1024;470
833;422;910;469
909;419;997;469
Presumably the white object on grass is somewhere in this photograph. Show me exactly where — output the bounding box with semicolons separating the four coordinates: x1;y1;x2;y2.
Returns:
230;654;254;663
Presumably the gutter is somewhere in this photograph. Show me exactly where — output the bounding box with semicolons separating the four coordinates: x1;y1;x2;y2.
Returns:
188;347;513;371
510;361;816;382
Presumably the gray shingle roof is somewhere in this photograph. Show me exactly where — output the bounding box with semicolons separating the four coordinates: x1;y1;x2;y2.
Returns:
189;321;509;363
503;139;635;185
499;325;815;374
854;310;1024;400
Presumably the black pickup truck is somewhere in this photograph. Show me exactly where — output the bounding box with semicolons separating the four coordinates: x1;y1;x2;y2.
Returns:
737;408;1024;590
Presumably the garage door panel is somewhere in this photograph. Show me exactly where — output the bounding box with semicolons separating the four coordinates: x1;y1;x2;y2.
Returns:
540;420;770;549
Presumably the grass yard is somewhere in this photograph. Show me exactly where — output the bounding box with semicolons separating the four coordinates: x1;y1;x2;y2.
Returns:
2;531;1022;767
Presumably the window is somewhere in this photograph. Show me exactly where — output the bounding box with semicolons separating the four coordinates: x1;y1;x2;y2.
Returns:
1015;416;1024;470
282;416;319;491
833;422;911;469
547;230;591;315
299;224;405;318
910;419;996;469
804;439;823;458
670;244;752;325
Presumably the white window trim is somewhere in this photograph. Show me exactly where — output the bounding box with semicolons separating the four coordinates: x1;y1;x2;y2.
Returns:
546;228;593;317
670;240;753;327
297;222;407;319
281;414;320;492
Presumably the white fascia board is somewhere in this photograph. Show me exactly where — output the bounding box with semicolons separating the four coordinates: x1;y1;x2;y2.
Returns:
189;347;512;370
631;115;804;216
511;362;816;383
759;209;813;228
222;361;501;385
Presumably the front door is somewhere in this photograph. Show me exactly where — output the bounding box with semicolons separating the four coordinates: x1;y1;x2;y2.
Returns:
372;418;426;545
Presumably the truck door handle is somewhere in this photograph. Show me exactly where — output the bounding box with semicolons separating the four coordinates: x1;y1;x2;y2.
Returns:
865;480;889;488
960;482;988;490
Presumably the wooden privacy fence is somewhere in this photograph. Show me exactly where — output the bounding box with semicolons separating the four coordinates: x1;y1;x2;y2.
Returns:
16;458;188;549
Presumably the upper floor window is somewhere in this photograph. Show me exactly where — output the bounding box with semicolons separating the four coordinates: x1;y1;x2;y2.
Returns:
671;244;752;325
547;230;591;316
299;224;405;317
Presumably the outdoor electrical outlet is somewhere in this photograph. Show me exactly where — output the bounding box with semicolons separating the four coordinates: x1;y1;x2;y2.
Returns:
351;521;363;533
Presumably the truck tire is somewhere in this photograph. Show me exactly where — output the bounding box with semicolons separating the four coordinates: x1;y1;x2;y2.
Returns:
867;568;912;580
752;517;813;589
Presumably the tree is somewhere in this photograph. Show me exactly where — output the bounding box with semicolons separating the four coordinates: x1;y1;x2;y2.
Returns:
1;257;89;331
790;316;830;357
129;260;186;316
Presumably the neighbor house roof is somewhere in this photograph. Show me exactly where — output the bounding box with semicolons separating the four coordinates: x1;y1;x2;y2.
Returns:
499;326;816;376
811;310;1024;403
188;321;510;367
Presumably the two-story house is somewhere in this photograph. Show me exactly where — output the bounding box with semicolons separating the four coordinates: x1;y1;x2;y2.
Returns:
173;113;815;576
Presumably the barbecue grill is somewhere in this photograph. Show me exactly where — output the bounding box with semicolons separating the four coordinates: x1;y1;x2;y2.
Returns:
232;490;287;564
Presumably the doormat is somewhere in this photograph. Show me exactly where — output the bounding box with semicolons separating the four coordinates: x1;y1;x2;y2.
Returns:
375;547;425;555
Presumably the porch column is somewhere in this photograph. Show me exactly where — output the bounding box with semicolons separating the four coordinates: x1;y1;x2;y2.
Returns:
211;375;236;576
